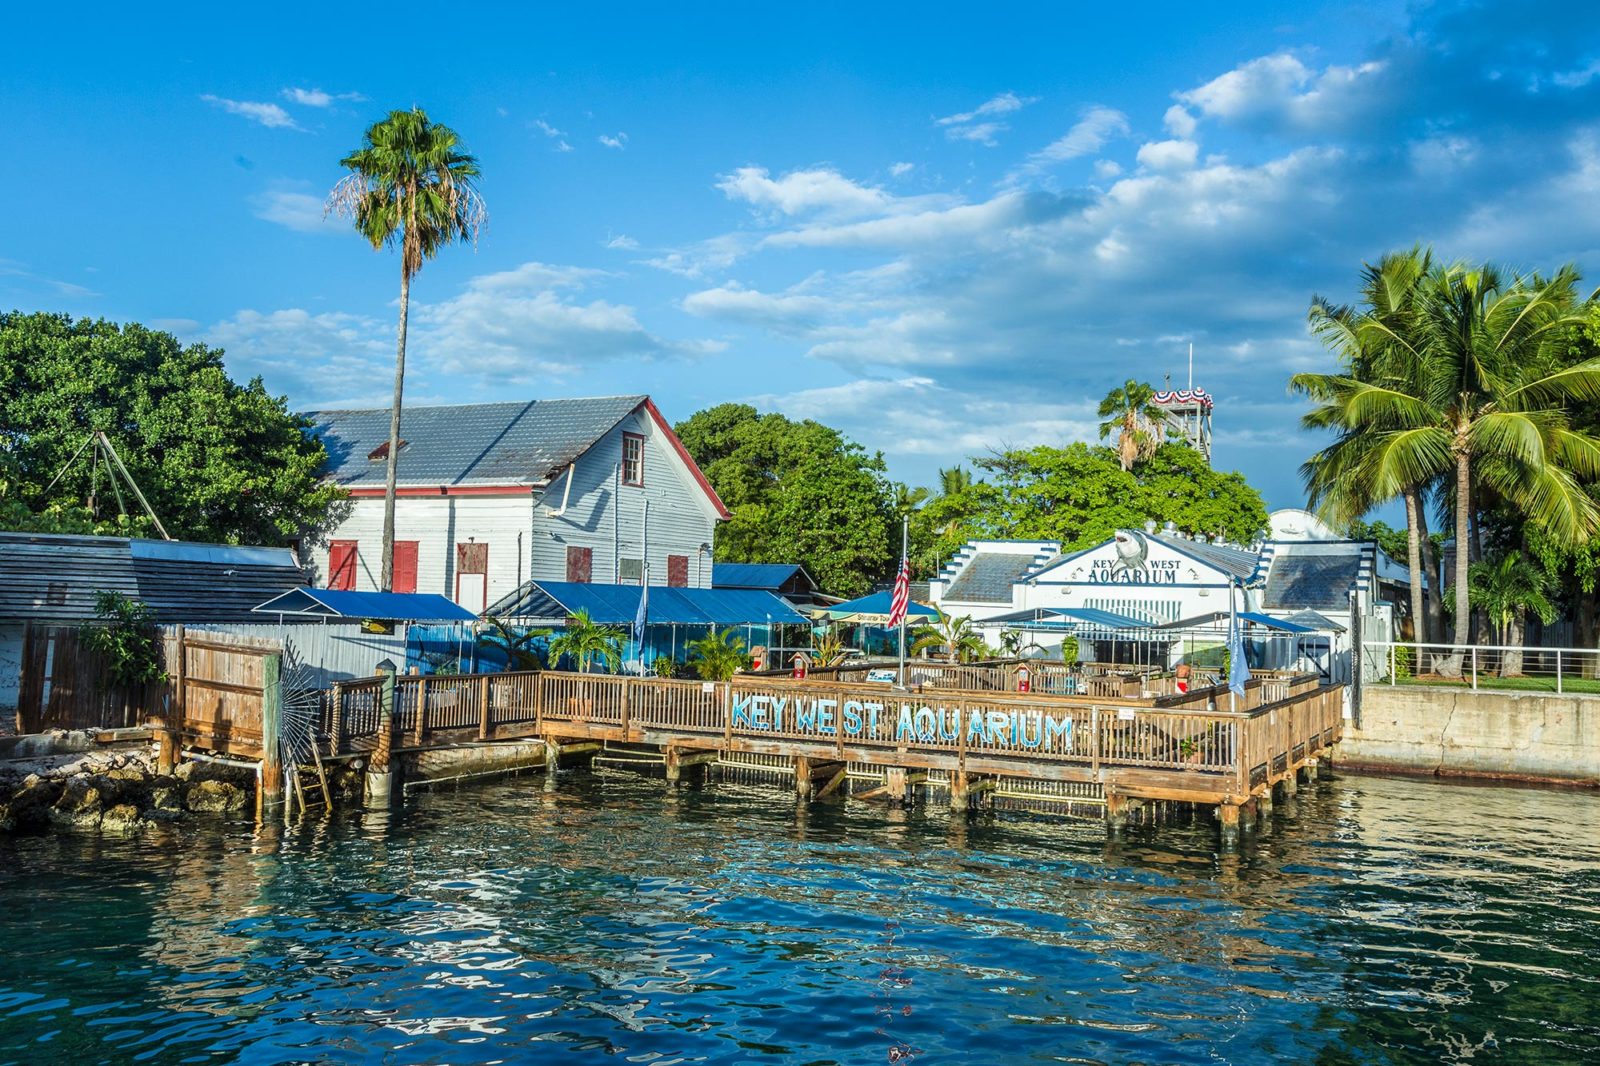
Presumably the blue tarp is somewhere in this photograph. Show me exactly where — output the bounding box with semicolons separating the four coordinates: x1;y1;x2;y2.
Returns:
817;589;938;622
519;581;808;626
252;587;480;621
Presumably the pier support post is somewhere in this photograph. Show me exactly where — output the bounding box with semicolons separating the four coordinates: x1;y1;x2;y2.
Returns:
665;747;717;786
1105;792;1130;832
1238;797;1258;834
1279;772;1298;797
1258;789;1274;817
795;756;814;800
364;670;396;808
949;771;970;812
1217;803;1241;849
1302;758;1319;784
544;740;561;790
259;652;284;816
884;767;911;807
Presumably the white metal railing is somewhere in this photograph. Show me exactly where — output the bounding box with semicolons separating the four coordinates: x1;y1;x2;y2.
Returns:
1363;640;1600;694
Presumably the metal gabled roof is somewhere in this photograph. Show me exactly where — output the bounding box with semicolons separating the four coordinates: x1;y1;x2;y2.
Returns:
711;562;816;592
940;552;1037;604
485;581;808;626
252;588;479;622
306;395;648;488
0;532;306;626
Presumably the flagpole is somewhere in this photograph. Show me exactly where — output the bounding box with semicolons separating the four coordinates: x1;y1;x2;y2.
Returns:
1228;576;1237;712
897;517;907;689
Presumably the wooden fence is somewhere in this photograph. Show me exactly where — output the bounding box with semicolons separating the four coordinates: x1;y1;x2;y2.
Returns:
14;623;144;733
318;668;1340;803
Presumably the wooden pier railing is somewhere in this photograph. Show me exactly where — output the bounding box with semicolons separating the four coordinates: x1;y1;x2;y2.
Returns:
315;669;1342;806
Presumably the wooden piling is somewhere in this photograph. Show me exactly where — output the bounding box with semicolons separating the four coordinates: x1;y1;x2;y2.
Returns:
259;652;284;814
364;670;396;807
1217;802;1241;848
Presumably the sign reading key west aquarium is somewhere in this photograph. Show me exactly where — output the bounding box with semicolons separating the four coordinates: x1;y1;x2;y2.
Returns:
730;691;1075;751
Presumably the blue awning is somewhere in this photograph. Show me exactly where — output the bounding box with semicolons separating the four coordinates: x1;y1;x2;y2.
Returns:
1238;611;1315;633
983;606;1151;630
815;589;939;623
252;588;480;622
490;580;809;626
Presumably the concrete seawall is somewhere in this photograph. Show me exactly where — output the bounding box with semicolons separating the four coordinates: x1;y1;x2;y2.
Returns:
1341;686;1600;786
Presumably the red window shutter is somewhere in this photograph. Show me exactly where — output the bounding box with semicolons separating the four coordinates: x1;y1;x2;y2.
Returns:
328;541;358;590
392;542;419;594
456;542;488;574
667;554;689;587
566;545;593;583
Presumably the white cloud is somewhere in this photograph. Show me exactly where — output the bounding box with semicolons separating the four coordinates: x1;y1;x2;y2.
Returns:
1177;53;1387;132
598;132;628;149
890;162;914;177
1093;159;1123;179
205;309;391;406
681;284;831;331
936;91;1032;127
1553;60;1600;89
252;190;340;233
200;95;298;129
1163;104;1197;137
281;87;364;108
605;234;640;250
936;91;1036;146
717;166;893;218
1025;107;1130;165
555;140;574;152
1136;139;1199;170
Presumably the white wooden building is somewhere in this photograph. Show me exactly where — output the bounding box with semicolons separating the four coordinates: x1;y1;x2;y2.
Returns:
303;396;728;614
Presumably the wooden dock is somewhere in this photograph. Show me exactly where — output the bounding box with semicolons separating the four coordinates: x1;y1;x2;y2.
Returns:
296;667;1344;837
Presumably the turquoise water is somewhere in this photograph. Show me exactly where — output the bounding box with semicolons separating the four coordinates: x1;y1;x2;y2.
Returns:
1;769;1597;1065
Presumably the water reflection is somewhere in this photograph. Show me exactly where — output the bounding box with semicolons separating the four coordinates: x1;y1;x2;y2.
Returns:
0;770;1596;1064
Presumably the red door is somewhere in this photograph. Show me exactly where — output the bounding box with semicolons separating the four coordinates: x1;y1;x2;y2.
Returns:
328;541;357;590
392;542;419;594
566;545;593;583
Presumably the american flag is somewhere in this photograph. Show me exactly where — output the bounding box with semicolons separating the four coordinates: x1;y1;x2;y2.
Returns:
887;555;910;629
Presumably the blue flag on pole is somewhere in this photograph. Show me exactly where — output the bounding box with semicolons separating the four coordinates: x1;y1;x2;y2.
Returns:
1227;609;1251;697
633;579;648;652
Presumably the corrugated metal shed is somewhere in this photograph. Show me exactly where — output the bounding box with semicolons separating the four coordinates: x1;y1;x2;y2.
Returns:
0;532;307;626
711;562;811;591
486;580;807;626
306;395;647;488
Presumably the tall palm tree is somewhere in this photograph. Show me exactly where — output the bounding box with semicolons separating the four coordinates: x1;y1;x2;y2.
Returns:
328;109;487;590
1295;260;1600;663
937;466;974;498
1097;380;1164;472
1469;551;1556;676
1298;248;1438;642
547;609;623;673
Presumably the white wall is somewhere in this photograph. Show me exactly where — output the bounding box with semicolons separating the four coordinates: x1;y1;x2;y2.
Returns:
306;406;722;608
308;493;536;609
533;409;719;588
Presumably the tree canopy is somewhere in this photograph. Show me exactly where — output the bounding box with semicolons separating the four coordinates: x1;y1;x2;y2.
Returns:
675;403;896;597
974;441;1269;552
0;312;341;544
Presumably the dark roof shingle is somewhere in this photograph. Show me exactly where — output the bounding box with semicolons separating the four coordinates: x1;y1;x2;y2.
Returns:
306;396;647;488
1264;555;1363;611
942;552;1037;604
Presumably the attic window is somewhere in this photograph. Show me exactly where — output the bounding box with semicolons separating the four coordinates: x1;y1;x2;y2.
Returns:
368;440;408;461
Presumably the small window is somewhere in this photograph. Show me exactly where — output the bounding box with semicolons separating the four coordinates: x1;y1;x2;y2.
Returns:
367;440;408;461
619;557;643;584
667;554;689;588
622;432;644;486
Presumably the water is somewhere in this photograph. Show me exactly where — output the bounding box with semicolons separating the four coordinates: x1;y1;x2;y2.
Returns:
2;770;1597;1066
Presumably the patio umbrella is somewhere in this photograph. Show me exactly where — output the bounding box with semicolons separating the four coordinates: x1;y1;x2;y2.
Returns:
812;589;938;625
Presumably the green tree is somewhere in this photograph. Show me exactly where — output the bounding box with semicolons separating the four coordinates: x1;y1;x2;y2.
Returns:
1298;247;1444;643
911;608;988;663
547;609;622;673
974;441;1268;551
328;108;486;591
675;404;895;596
79;591;166;689
0;313;340;543
1469;551;1556;676
1294;259;1600;656
685;626;749;681
1097;379;1164;472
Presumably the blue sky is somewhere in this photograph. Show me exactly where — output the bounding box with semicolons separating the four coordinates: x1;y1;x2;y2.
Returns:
5;1;1600;511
